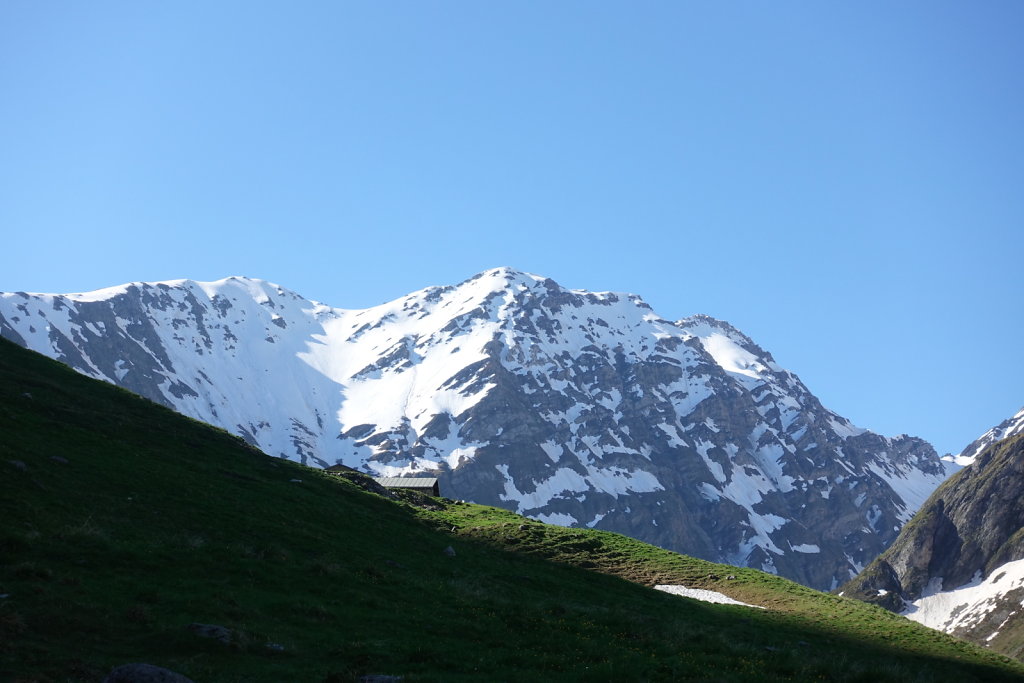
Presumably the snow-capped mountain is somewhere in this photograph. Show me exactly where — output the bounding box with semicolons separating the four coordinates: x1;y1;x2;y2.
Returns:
0;268;949;590
947;407;1024;467
841;415;1024;659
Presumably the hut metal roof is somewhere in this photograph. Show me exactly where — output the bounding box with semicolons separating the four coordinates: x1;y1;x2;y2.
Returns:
373;477;439;488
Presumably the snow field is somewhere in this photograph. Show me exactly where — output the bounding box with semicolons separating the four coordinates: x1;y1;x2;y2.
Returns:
902;557;1024;637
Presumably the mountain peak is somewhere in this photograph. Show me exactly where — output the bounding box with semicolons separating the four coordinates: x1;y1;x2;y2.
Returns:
458;266;546;289
677;314;755;346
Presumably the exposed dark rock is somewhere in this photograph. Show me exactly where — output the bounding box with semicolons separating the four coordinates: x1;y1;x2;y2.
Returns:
325;466;398;500
187;622;234;644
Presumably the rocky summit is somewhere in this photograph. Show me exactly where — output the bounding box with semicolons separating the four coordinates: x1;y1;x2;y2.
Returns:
842;412;1024;658
0;267;950;589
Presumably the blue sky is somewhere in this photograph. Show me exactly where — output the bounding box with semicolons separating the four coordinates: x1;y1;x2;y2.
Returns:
1;2;1021;456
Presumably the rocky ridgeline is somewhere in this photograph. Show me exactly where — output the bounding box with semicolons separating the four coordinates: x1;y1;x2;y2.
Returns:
0;268;949;590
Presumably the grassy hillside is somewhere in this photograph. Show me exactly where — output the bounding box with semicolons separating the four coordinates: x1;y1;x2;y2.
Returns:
1;337;1022;682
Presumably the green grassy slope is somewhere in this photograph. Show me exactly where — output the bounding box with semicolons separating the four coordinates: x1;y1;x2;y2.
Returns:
1;337;1021;682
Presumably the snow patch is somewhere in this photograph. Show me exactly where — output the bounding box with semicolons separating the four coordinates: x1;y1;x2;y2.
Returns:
534;511;578;526
445;447;479;470
867;461;946;522
698;333;766;382
698;482;721;502
655;585;763;609
791;544;820;554
902;558;1024;635
496;463;662;514
540;441;564;463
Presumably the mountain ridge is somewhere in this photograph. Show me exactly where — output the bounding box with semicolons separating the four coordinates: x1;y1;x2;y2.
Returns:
0;267;949;590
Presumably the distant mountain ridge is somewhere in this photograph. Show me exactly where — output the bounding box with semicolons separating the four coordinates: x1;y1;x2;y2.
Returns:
0;267;949;589
947;407;1024;467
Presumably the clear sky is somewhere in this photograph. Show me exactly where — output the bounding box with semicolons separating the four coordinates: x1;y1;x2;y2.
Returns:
1;2;1021;456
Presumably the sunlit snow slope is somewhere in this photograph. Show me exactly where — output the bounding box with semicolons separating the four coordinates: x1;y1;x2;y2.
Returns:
0;268;949;590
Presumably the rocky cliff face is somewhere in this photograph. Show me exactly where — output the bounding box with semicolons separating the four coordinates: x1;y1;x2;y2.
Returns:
841;426;1024;658
0;268;949;590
